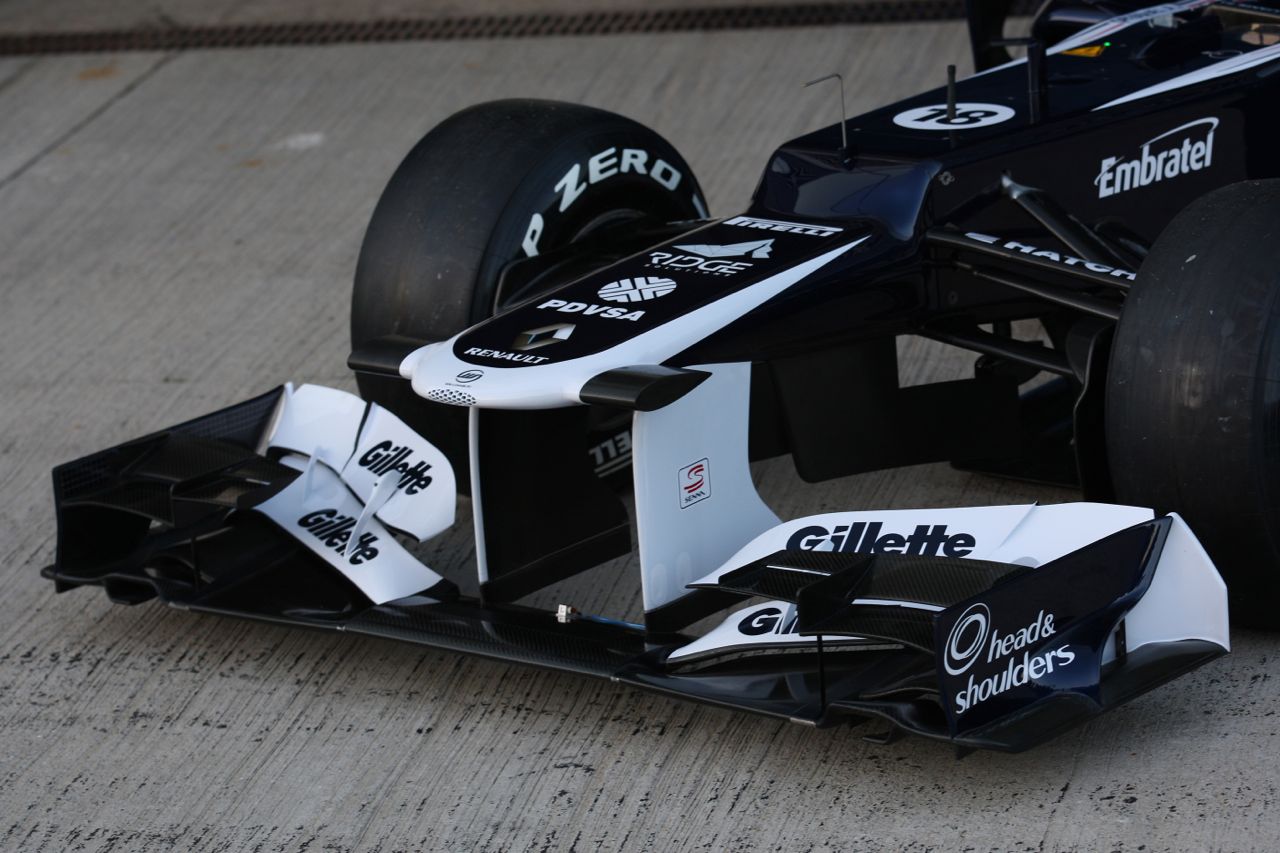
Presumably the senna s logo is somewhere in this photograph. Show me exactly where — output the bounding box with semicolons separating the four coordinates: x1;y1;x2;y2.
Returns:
1096;117;1217;199
357;440;433;495
787;522;976;557
298;509;380;565
679;458;710;509
951;608;1076;715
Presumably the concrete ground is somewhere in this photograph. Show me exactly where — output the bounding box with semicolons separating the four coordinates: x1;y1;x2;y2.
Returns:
0;0;884;35
0;16;1276;853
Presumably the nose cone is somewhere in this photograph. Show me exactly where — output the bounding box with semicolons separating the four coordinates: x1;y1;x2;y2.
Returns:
399;226;868;410
401;339;585;409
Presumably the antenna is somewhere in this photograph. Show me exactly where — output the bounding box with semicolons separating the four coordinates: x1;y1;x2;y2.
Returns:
946;64;957;121
992;37;1048;123
805;72;848;152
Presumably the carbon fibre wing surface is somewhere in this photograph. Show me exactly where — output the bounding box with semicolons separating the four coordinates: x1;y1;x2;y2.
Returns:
44;386;1228;752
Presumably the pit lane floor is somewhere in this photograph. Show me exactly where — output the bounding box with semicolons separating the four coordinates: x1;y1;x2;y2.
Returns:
0;17;1276;853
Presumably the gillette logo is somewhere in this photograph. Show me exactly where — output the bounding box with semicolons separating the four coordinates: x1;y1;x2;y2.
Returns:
357;440;433;495
947;606;1076;715
1096;117;1217;198
786;522;975;557
737;605;800;636
297;510;380;565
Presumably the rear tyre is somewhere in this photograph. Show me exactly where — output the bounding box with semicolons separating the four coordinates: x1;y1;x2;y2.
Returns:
350;99;706;485
1106;179;1280;628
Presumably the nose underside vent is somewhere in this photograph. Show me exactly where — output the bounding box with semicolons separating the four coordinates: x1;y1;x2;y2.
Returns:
424;388;476;407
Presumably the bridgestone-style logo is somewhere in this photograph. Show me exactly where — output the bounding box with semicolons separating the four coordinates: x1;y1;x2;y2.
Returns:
1096;117;1217;198
298;509;380;565
892;103;1015;130
597;276;677;303
944;603;990;676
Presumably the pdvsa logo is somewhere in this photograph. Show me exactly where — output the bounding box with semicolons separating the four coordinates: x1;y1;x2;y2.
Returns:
679;458;710;508
538;298;646;321
298;509;380;565
357;440;433;495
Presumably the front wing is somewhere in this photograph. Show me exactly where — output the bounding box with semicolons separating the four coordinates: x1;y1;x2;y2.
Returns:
44;384;1229;752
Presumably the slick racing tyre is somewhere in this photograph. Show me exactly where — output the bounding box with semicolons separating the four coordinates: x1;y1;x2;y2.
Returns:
351;99;707;486
1106;179;1280;628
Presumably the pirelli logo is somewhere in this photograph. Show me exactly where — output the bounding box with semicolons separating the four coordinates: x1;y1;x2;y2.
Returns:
724;215;842;237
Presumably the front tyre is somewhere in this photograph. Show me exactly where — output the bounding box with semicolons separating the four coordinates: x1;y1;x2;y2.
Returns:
350;99;707;485
1107;179;1280;628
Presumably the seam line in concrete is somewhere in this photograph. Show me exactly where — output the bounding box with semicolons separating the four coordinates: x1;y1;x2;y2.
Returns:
0;52;174;192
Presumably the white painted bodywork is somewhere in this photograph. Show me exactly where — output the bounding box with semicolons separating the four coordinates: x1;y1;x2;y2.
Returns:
673;503;1229;663
255;459;447;605
251;384;458;604
397;238;866;410
631;362;779;611
267;384;456;541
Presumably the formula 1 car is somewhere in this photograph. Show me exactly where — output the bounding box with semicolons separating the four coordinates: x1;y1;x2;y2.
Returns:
54;0;1280;752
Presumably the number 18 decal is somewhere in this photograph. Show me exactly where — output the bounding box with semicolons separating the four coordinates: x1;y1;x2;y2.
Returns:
893;103;1016;130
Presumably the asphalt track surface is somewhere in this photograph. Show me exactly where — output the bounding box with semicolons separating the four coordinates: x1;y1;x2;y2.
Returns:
1;16;1277;853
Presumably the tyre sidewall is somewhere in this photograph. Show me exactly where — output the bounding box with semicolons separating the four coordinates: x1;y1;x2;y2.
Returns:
474;123;702;322
1106;179;1280;624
